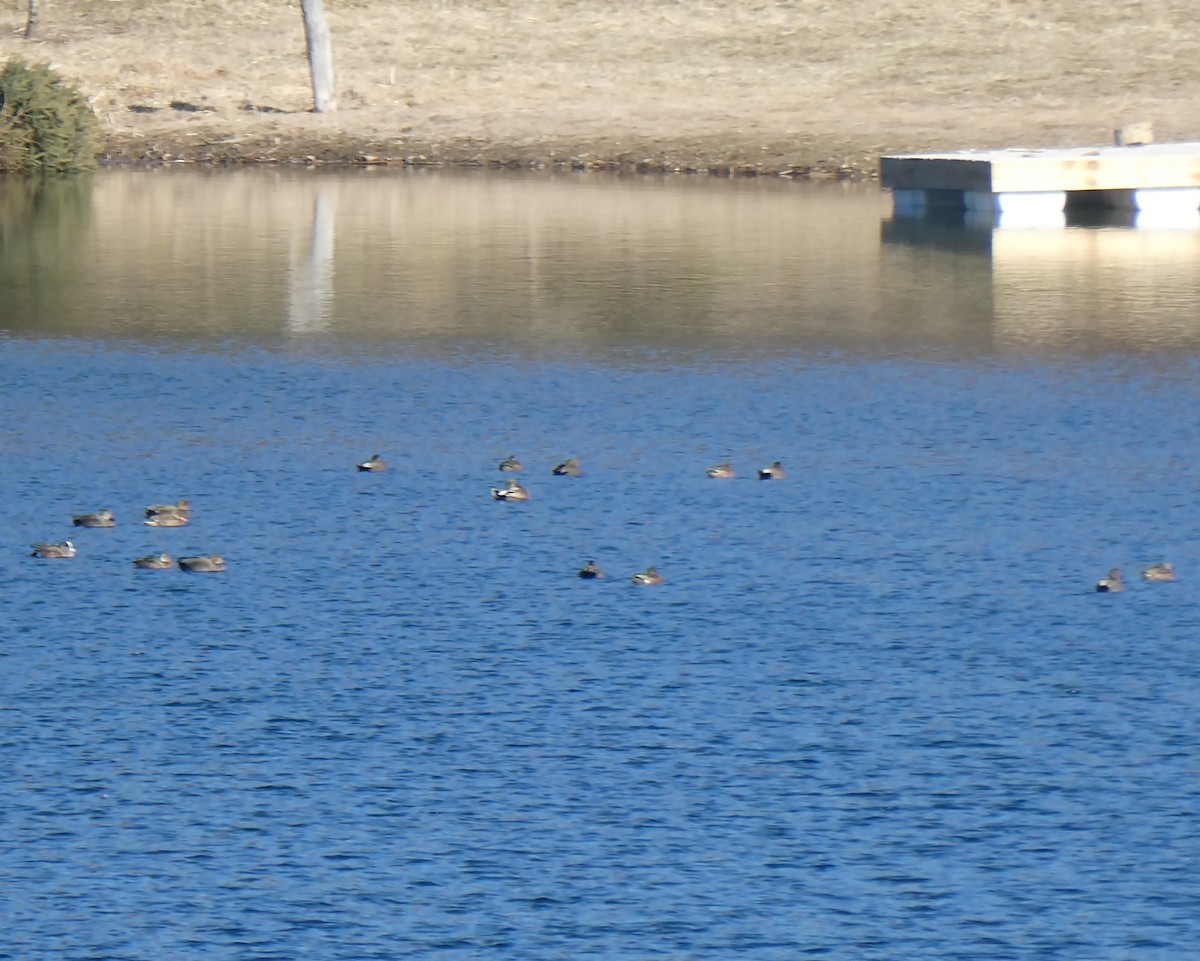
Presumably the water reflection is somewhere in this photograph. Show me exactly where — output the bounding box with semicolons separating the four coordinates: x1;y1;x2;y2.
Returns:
286;181;337;336
882;207;1200;352
0;176;95;322
1;168;1199;356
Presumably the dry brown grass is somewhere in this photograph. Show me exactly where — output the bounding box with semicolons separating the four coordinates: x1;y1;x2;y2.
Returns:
2;0;1199;174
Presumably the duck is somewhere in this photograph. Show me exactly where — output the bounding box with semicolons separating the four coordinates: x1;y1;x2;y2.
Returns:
132;551;174;570
145;498;190;518
578;560;605;579
1095;568;1123;593
498;455;523;472
1143;562;1176;581
144;511;188;527
31;540;76;558
72;509;115;528
552;457;582;476
491;479;530;502
706;462;736;478
757;461;786;480
179;553;226;572
631;566;664;585
356;453;387;472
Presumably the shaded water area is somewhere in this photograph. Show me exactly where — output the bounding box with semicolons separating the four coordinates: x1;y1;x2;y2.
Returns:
2;170;1200;959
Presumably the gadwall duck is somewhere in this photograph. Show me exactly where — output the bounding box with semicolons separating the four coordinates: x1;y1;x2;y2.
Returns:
578;560;605;579
1095;568;1123;593
72;509;115;528
631;566;664;585
757;461;786;480
491;479;530;502
31;540;76;558
357;453;387;472
145;499;190;518
498;455;523;472
144;511;188;527
133;551;174;570
706;462;736;478
179;553;226;572
1143;562;1176;581
552;458;582;476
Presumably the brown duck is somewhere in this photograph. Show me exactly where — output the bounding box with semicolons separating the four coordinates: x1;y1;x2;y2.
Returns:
179;553;226;572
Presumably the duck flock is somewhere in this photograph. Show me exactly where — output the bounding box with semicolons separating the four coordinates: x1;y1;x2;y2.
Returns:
29;499;225;572
1095;563;1176;592
351;452;789;584
31;454;1173;591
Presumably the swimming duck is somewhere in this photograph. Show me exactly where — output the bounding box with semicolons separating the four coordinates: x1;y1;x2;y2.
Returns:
706;462;736;478
491;479;530;501
72;509;115;528
1143;562;1176;581
578;560;605;579
498;455;523;472
357;453;387;472
757;461;786;480
31;540;76;558
133;551;174;569
144;511;188;527
631;566;664;585
552;457;582;476
179;553;226;572
145;499;190;518
1095;568;1123;593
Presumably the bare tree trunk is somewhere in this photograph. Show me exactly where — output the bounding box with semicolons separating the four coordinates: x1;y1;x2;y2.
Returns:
24;0;40;39
300;0;337;113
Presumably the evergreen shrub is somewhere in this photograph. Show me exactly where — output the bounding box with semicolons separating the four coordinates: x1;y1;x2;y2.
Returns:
0;58;97;175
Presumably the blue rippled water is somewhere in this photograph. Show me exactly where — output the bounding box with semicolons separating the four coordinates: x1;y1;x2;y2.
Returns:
3;334;1199;959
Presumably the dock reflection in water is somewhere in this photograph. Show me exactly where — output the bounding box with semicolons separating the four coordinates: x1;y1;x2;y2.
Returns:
881;205;1200;353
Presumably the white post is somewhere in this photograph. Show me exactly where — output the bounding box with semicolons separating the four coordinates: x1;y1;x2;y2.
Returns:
300;0;337;113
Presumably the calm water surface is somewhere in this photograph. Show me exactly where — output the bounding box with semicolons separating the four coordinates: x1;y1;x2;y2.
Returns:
2;170;1199;959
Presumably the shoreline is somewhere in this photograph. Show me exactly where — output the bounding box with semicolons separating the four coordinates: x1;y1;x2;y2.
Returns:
91;117;887;180
95;138;874;180
87;97;1200;181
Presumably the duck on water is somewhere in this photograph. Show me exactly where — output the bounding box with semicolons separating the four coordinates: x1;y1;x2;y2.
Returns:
357;454;387;472
73;509;115;528
179;554;226;572
31;540;76;558
133;552;174;569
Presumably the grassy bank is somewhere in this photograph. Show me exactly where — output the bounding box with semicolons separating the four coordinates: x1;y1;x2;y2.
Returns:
3;0;1198;176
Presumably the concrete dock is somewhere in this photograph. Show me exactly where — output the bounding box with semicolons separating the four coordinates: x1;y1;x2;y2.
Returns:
881;141;1200;227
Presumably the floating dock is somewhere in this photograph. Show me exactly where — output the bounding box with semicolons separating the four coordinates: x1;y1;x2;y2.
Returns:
881;141;1200;227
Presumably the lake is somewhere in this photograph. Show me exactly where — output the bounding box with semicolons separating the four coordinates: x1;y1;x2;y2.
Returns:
2;169;1199;960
